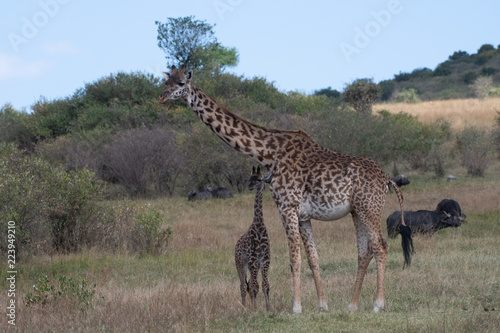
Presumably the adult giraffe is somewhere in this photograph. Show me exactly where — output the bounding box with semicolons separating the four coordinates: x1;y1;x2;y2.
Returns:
159;66;413;313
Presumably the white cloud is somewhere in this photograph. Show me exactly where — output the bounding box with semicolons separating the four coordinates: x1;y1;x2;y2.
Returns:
42;41;80;55
0;53;51;79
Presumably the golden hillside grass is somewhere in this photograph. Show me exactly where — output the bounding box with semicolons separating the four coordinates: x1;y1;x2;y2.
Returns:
2;170;500;332
374;97;500;130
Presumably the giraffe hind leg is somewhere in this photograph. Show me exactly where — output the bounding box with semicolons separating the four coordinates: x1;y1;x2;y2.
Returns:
349;211;388;313
235;253;248;308
249;260;260;310
261;261;271;311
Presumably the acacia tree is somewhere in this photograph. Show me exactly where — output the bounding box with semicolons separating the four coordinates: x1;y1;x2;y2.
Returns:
155;16;238;71
343;78;380;114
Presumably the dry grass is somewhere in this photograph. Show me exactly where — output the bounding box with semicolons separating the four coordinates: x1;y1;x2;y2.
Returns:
2;166;500;332
374;97;500;130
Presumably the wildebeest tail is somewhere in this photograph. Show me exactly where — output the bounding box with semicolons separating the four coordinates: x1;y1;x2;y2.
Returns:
388;178;415;267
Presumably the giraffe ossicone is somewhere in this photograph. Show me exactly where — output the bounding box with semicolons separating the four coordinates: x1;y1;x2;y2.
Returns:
159;66;414;314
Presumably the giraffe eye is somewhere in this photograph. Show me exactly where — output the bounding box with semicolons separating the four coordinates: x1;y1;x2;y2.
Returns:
178;82;185;87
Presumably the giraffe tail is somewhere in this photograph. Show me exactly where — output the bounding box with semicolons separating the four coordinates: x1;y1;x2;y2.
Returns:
388;179;415;268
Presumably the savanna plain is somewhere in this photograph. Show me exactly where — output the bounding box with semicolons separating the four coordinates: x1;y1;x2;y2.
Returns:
1;99;500;332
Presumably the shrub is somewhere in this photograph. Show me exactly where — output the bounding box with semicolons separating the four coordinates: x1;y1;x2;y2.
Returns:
490;87;500;97
378;80;395;101
181;123;251;193
410;67;433;79
462;71;478;85
474;54;492;66
477;44;495;54
481;67;497;76
25;274;97;308
394;72;411;82
395;88;420;103
426;143;450;177
449;50;469;61
81;72;162;107
471;76;493;99
0;144;108;254
44;168;105;252
0;104;48;149
456;127;494;177
343;79;380;114
433;63;452;76
129;208;172;255
314;87;341;99
101;127;185;197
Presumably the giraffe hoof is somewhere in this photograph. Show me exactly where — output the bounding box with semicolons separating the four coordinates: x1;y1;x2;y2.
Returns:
373;299;385;313
347;304;358;312
319;302;328;312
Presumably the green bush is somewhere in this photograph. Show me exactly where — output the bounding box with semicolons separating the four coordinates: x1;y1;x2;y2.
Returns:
433;63;452;76
0;144;107;253
395;88;421;103
0;104;49;149
378;80;395;101
456;127;494;177
130;208;172;255
343;78;380;114
471;76;493;99
81;72;162;107
481;67;497;76
462;71;478;84
25;274;97;308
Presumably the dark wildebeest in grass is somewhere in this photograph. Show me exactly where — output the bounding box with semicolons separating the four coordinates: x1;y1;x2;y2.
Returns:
211;187;234;199
187;189;213;201
387;199;465;238
188;187;234;201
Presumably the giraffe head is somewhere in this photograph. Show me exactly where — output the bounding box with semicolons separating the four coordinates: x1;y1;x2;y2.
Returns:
159;65;193;104
249;166;263;191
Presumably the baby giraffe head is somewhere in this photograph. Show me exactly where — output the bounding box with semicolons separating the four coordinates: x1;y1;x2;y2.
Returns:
248;166;263;191
159;65;193;103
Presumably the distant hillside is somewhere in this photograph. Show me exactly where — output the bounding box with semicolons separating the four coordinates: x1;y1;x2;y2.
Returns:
378;43;500;101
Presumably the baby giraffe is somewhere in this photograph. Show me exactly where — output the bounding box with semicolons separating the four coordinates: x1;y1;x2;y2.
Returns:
235;166;271;311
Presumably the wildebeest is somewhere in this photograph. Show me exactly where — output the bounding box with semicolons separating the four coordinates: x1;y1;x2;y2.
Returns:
188;187;233;201
187;189;213;201
393;174;410;187
387;199;465;238
211;187;234;199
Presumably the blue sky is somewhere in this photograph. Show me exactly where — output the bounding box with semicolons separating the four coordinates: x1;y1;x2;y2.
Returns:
1;0;499;111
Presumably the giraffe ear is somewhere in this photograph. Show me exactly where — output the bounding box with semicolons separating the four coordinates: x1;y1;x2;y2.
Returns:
162;72;170;81
185;70;193;81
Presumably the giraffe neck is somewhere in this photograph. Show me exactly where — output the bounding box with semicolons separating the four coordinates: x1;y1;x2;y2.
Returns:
253;183;265;226
184;83;281;169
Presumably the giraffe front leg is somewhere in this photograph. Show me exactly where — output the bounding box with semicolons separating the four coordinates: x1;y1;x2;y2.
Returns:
299;220;328;312
280;207;302;314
